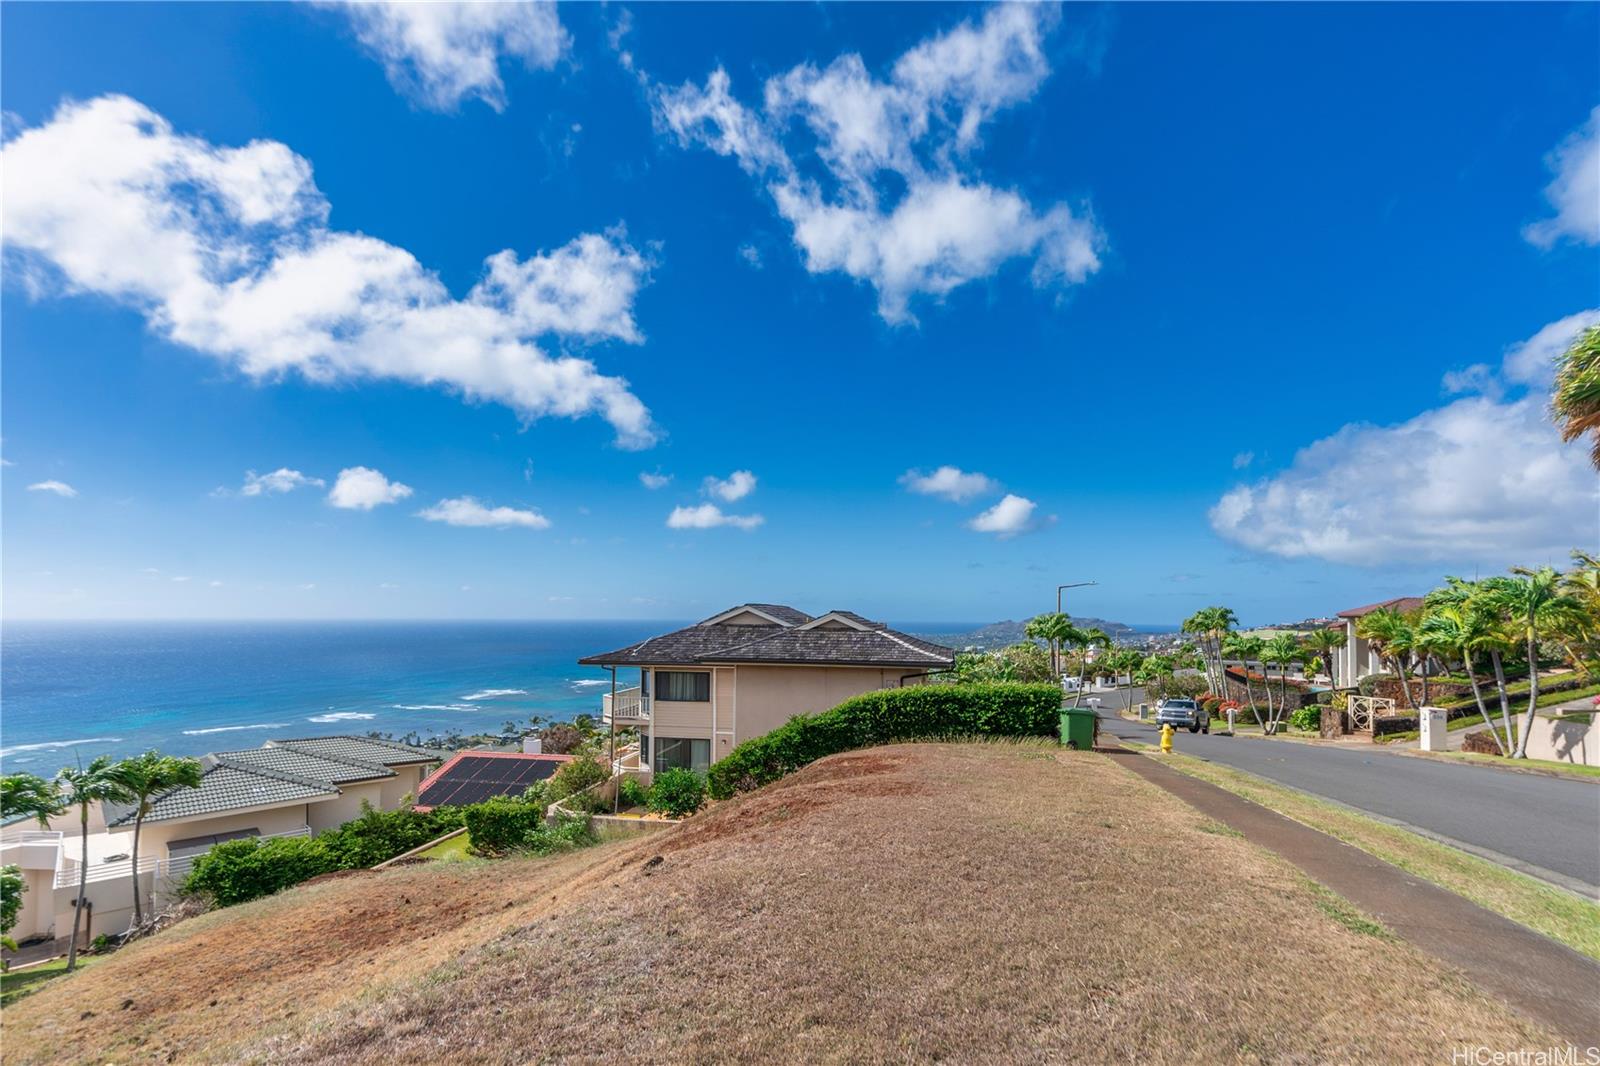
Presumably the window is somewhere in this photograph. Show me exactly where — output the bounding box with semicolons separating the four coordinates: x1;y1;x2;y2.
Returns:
655;670;710;702
653;737;710;773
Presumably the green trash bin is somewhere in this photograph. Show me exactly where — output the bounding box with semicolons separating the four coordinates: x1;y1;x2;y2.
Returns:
1059;707;1098;750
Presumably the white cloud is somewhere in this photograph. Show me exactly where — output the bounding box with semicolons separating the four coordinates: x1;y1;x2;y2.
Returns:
900;465;997;503
653;4;1103;322
737;243;763;269
968;493;1041;537
171;575;191;583
1524;106;1600;248
26;480;77;498
418;495;551;529
1501;308;1600;387
666;503;764;530
1440;363;1502;399
1231;452;1254;471
326;0;569;112
639;470;673;490
2;96;656;448
209;580;224;588
703;469;756;502
239;468;324;497
1209;395;1597;566
327;466;413;510
300;582;317;591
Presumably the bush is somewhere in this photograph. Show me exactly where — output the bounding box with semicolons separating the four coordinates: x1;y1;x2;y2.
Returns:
184;835;338;907
1461;730;1505;756
547;757;610;805
1288;704;1323;732
617;777;651;809
706;682;1062;801
647;768;706;818
1358;673;1395;697
463;795;549;855
317;803;464;869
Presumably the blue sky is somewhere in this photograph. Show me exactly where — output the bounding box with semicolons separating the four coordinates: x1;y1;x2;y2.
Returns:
2;2;1597;627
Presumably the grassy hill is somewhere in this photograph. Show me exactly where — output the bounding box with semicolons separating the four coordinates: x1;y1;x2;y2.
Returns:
5;743;1550;1063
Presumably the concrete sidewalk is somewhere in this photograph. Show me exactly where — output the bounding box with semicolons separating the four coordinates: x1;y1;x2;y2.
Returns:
1102;743;1600;1047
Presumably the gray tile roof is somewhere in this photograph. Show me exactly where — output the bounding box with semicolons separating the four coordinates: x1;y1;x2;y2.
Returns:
267;735;438;766
216;746;395;785
106;762;337;826
696;603;814;626
580;604;954;669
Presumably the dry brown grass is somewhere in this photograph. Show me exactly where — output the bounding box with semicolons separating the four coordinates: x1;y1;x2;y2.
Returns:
5;743;1554;1064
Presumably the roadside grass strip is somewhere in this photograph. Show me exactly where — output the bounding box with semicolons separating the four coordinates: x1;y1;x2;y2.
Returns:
1124;741;1600;962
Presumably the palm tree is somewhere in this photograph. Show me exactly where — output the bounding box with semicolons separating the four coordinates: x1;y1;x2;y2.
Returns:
1222;634;1265;729
1025;612;1076;680
54;756;133;971
1552;323;1600;469
1355;607;1416;708
1419;603;1505;755
105;752;203;928
1183;607;1237;698
1070;626;1109;707
1;773;66;827
1485;567;1580;758
1553;550;1600;680
1263;633;1303;732
1301;628;1347;690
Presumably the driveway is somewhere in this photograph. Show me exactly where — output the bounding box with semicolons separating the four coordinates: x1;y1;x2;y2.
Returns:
1098;712;1600;897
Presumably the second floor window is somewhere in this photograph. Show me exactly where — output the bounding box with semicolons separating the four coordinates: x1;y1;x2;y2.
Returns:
655;670;711;701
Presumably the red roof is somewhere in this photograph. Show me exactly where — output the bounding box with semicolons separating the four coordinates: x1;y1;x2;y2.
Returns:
1336;596;1425;619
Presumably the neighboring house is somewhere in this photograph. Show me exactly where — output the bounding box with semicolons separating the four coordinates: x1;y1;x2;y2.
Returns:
413;751;573;811
578;603;955;773
1332;596;1425;686
0;735;436;944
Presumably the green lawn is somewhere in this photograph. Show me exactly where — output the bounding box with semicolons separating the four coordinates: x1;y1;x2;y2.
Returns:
413;831;475;861
1;955;100;1008
1376;683;1600;744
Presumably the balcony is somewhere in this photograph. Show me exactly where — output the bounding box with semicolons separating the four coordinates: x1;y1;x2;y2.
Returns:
601;685;651;725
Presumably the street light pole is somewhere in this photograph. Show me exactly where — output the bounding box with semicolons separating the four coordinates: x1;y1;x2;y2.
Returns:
1056;581;1097;615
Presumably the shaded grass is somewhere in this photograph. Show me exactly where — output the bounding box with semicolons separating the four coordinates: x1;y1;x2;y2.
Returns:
412;832;475;861
0;956;100;1008
1127;742;1600;961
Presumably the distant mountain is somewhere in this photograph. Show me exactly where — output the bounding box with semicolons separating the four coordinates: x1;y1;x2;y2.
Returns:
913;617;1158;651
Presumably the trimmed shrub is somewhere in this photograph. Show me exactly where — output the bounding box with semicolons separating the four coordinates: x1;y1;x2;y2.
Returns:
707;682;1061;801
617;777;651;809
463;795;548;855
647;768;705;818
547;757;610;804
1288;704;1323;732
317;803;465;869
184;835;338;907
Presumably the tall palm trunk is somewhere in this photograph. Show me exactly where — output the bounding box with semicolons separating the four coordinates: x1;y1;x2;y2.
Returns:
68;806;88;971
1490;649;1513;754
130;809;146;928
1276;662;1291;732
1460;649;1505;755
1514;628;1540;758
1073;653;1088;708
1420;655;1431;706
1391;654;1415;709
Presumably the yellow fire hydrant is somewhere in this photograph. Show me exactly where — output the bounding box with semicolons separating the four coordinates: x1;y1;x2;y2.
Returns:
1160;722;1175;754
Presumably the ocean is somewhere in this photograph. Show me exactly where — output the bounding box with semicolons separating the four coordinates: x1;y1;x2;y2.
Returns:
0;620;673;769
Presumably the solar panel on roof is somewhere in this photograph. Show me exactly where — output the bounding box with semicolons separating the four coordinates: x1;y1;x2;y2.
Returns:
417;755;566;809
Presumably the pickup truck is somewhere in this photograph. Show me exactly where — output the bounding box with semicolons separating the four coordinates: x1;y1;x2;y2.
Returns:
1154;697;1209;734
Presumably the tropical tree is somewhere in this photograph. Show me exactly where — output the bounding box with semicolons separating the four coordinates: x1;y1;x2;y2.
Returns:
1;773;65;827
1026;612;1077;679
1301;627;1347;689
1263;633;1304;733
105;751;203;928
1419;601;1506;755
1222;633;1266;728
1105;647;1145;711
1484;567;1580;758
1069;627;1111;707
54;757;133;971
1553;550;1600;679
1182;607;1237;698
1552;323;1600;469
1;863;23;956
1355;607;1417;708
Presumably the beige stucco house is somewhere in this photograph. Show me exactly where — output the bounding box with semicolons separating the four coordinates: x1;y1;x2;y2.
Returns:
579;604;955;772
1;735;436;945
1332;596;1425;687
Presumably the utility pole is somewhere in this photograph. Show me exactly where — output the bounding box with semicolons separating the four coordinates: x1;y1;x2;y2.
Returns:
1056;581;1097;615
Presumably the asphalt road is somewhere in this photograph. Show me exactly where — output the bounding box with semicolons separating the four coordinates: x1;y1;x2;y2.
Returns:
1097;709;1600;897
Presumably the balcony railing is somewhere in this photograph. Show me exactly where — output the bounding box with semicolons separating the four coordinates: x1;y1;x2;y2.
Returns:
52;825;315;889
602;686;651;723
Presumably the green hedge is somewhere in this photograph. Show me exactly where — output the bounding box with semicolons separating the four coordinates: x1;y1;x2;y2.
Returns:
706;682;1062;801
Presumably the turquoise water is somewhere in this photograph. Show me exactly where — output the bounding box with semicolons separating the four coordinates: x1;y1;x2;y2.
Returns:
0;620;670;768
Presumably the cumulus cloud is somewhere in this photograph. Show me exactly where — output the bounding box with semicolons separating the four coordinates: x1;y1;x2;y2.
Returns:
1501;308;1600;387
653;4;1103;322
968;493;1041;537
1210;395;1596;565
1524;106;1600;248
326;0;568;112
26;480;78;498
666;503;764;530
417;496;551;529
327;466;413;510
703;469;756;502
1231;452;1254;470
2;96;656;448
238;468;325;497
900;465;997;503
638;470;673;490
